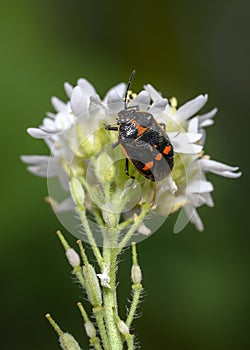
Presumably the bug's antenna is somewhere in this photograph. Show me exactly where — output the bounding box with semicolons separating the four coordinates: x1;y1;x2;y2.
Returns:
124;70;136;109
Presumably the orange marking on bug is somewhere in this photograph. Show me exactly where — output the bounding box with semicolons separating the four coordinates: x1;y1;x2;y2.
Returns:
131;119;148;136
155;153;162;160
142;161;154;171
163;145;171;155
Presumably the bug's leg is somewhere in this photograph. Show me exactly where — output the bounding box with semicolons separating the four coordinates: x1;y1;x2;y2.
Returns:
105;125;119;131
159;122;166;131
112;140;120;149
125;158;135;180
105;125;120;148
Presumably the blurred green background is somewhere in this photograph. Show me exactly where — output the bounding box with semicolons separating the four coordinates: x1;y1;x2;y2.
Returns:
0;0;249;349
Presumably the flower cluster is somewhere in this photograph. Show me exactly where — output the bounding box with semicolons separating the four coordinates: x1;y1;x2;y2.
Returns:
22;74;241;238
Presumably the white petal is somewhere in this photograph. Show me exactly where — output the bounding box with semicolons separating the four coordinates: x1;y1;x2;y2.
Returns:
46;112;56;119
184;205;204;231
167;131;179;138
188;193;207;207
198;108;218;126
55;112;75;130
169;132;203;154
177;143;203;154
222;171;242;178
54;197;75;212
77;78;96;96
175;94;208;122
148;98;169;114
70;86;87;116
143;84;162;101
200;192;214;207
103;83;126;104
106;90;124;113
188;117;199;133
170;132;202;144
51;97;66;113
199;119;214;128
187;180;214;194
27;165;48;177
44;138;54;151
199;159;241;178
27;155;60;177
90;94;107;110
64;82;74;98
27;127;51;139
43;117;56;130
21;155;50;165
47;158;62;177
131;90;150;108
107;89;122;104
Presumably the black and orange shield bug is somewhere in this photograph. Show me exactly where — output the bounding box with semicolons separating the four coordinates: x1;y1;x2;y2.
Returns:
105;71;174;181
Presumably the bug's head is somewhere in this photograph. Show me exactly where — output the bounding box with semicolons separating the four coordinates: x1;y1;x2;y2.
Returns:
117;107;138;125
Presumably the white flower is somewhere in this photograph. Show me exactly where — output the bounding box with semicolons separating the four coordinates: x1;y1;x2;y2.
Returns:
22;74;241;235
97;264;111;289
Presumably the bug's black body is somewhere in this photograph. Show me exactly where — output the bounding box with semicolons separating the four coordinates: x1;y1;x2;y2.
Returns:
105;71;174;182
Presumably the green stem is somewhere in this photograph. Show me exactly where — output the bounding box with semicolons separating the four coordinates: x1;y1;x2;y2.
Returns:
126;242;142;328
93;208;105;230
73;266;85;288
77;302;103;350
90;336;103;350
112;307;134;350
126;284;142;328
103;231;123;350
117;203;151;253
93;306;110;350
117;216;134;230
77;206;104;269
124;333;134;350
45;313;63;336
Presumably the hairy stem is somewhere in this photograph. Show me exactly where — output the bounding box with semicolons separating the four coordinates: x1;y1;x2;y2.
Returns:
93;306;110;350
77;206;104;268
103;232;123;350
126;284;142;328
118;203;151;253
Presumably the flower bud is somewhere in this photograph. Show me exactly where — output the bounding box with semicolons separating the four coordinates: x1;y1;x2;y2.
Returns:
84;321;96;339
77;127;103;158
95;151;116;183
66;248;81;268
117;319;129;335
59;332;82;350
83;264;102;306
137;222;151;236
69;177;85;207
131;265;142;285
